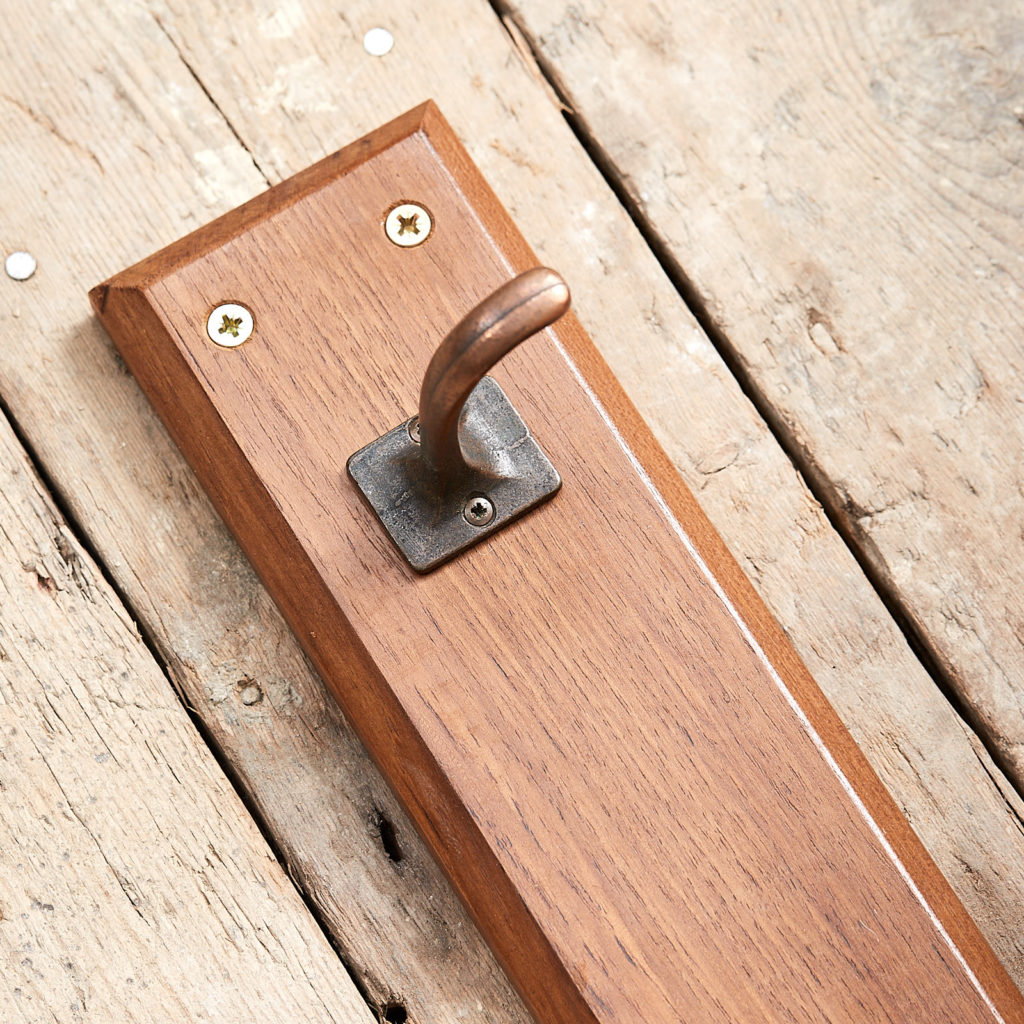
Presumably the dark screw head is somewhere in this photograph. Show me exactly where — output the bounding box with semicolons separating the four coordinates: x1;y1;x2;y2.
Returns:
463;495;495;527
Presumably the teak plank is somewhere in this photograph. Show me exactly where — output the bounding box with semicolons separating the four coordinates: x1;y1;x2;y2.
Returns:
0;407;369;1021
93;104;1024;1024
129;0;1024;981
503;0;1024;788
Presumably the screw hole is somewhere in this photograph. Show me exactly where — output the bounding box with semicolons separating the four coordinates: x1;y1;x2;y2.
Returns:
237;679;263;706
375;808;404;863
383;1002;407;1023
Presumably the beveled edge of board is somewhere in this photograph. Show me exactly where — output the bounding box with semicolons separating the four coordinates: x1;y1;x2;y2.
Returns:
89;100;1024;1023
90;103;437;309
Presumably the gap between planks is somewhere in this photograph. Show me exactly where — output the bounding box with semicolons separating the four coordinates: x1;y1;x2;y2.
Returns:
0;396;371;1023
0;385;391;1024
493;0;1024;810
486;0;1020;804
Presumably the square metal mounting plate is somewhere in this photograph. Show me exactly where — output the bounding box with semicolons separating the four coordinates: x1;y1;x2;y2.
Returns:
347;376;561;572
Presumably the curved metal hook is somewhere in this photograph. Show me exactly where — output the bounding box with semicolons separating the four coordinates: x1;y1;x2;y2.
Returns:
348;267;569;570
418;267;570;483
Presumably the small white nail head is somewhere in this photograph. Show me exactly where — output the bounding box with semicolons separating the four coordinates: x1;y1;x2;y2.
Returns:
5;251;36;281
363;27;394;56
207;302;255;348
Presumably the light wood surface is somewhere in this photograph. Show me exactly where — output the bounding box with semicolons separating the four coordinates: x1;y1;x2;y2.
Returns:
93;103;1024;1023
503;0;1024;790
1;0;1022;1018
0;405;369;1021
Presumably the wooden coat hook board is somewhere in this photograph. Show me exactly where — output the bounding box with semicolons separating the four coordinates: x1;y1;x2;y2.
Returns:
90;103;1024;1024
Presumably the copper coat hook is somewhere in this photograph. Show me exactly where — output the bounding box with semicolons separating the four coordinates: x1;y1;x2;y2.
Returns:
348;267;569;572
418;267;570;484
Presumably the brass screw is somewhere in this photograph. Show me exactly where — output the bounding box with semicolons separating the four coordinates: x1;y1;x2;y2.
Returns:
206;302;254;347
384;202;432;248
407;417;421;443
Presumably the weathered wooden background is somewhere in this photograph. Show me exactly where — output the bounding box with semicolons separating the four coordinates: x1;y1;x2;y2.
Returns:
1;0;1021;1021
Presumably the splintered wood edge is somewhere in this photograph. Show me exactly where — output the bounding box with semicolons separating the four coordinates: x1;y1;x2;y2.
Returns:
89;101;1024;1023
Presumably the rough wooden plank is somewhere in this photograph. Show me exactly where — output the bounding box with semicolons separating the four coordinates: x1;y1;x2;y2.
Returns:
92;103;1024;1023
0;0;1021;1013
0;412;369;1021
500;0;1024;792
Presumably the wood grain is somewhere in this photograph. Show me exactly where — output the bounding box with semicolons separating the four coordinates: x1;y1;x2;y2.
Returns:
127;0;1024;984
502;0;1024;791
93;103;1024;1024
3;0;1024;1018
0;404;369;1021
